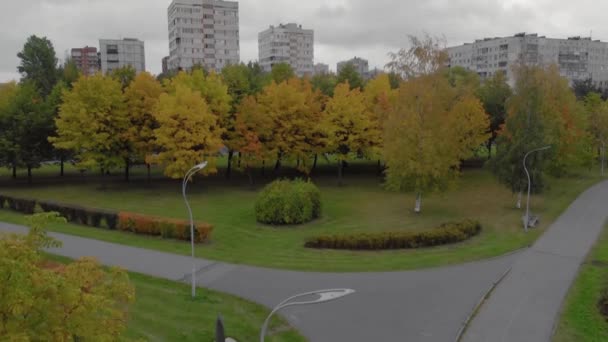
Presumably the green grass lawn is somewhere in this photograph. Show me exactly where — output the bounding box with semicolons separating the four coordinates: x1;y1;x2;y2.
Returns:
43;255;304;342
553;225;608;342
0;163;603;272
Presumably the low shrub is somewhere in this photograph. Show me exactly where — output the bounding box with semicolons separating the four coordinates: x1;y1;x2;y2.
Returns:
255;179;322;225
305;219;482;250
117;212;213;243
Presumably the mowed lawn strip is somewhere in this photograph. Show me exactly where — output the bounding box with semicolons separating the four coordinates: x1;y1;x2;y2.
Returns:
0;167;601;272
44;254;305;342
554;225;608;342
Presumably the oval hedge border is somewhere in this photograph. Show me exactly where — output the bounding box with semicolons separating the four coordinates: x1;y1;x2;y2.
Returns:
304;219;482;250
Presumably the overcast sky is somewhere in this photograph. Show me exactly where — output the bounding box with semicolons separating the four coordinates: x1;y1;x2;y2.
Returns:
0;0;605;82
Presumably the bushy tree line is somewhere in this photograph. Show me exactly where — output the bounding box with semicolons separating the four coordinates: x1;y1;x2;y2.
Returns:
1;34;605;213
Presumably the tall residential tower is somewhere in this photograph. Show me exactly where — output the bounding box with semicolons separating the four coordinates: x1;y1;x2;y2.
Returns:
70;46;100;76
167;0;240;72
258;23;314;77
98;38;145;74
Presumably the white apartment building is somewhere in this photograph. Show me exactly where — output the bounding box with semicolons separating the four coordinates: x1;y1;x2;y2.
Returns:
167;0;240;73
313;63;329;75
99;38;145;74
447;33;608;87
258;23;314;77
337;57;369;77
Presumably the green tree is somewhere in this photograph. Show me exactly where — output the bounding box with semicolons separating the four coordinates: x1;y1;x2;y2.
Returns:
477;71;512;158
17;35;59;97
0;82;19;177
311;73;337;97
0;212;134;340
336;63;364;90
384;72;489;213
490;65;590;206
247;61;271;94
584;93;608;174
45;81;71;176
270;63;295;83
58;59;81;88
51;74;129;176
222;63;251;178
0;82;55;182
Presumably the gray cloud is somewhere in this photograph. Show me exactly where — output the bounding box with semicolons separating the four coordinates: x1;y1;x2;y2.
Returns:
1;0;607;82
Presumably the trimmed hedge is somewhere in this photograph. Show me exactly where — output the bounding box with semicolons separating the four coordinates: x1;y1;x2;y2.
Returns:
0;195;36;214
0;194;212;243
255;179;322;225
305;220;482;250
117;212;213;243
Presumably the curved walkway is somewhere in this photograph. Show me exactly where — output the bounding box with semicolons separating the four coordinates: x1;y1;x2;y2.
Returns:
0;222;517;341
1;181;606;341
462;180;608;342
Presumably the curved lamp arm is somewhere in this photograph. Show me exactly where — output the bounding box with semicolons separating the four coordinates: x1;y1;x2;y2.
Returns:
260;289;355;342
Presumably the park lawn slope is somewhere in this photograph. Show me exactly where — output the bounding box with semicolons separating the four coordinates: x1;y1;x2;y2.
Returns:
0;167;602;272
44;254;305;342
553;225;608;342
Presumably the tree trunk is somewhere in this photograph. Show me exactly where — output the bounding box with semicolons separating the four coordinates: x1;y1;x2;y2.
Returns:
27;166;32;184
487;141;493;160
226;150;234;179
60;156;65;177
415;192;422;213
338;160;343;186
147;163;151;183
261;160;265;176
377;160;383;176
12;164;16;179
296;158;300;169
516;190;522;209
274;157;281;173
247;168;254;187
312;154;318;171
124;158;130;182
238;152;241;168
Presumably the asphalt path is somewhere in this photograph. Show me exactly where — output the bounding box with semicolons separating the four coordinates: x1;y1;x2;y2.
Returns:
0;221;518;341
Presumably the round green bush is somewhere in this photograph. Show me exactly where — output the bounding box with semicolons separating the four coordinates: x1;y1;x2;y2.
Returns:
255;179;322;225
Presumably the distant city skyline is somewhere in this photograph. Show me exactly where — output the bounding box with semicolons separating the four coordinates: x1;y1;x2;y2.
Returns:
2;0;608;81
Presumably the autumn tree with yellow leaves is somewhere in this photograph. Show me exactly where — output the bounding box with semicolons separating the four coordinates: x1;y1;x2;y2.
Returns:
323;82;381;185
124;72;163;181
51;74;129;176
152;84;223;178
384;73;489;213
0;213;134;340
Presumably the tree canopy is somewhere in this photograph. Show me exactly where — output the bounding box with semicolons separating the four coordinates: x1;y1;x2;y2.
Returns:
17;35;59;97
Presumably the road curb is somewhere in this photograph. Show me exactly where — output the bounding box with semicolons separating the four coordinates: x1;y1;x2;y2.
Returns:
454;265;513;342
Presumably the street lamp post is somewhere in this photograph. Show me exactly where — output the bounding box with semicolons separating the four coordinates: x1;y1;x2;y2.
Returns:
260;289;355;342
523;146;551;232
182;161;208;299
